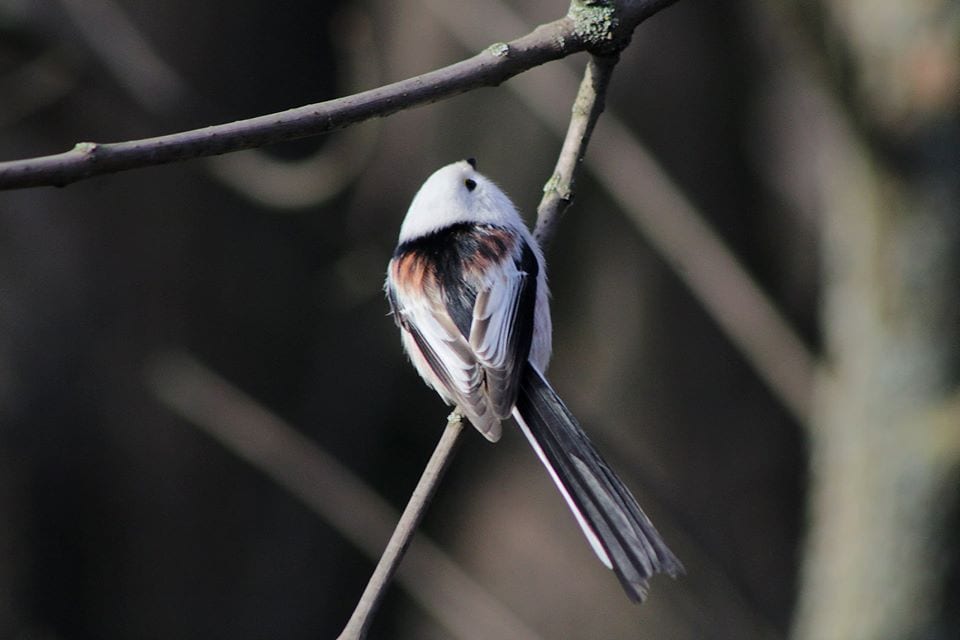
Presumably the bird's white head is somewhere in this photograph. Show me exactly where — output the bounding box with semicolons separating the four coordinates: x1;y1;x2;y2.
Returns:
398;159;525;242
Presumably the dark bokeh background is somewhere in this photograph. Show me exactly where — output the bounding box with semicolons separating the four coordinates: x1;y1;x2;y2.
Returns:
1;1;957;639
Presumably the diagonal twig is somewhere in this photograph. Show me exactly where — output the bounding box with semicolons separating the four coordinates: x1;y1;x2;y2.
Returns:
144;351;546;640
535;53;618;248
336;411;464;640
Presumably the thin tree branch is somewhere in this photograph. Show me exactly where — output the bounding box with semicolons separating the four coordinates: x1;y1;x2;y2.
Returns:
535;53;617;247
0;0;677;191
0;18;570;190
144;351;546;640
337;411;464;640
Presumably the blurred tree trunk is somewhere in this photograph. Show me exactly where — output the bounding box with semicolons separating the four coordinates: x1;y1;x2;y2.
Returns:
794;2;960;638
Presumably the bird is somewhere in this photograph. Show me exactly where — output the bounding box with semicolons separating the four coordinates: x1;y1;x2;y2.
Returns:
385;158;682;602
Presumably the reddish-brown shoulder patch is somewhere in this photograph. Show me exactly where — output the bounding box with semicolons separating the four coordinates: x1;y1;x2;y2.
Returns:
390;252;439;299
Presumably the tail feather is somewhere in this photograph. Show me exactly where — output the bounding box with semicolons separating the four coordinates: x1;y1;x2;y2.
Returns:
512;364;683;602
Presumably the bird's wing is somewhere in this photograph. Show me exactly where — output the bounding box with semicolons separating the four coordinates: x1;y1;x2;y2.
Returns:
387;226;539;440
388;252;499;439
468;239;538;418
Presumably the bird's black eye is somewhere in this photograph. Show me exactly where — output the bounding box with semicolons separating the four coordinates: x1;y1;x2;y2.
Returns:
464;178;477;192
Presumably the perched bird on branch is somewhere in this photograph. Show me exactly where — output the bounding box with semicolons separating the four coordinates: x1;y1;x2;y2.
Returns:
385;159;682;601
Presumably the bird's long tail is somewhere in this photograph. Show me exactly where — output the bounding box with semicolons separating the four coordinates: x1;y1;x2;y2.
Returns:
511;364;683;602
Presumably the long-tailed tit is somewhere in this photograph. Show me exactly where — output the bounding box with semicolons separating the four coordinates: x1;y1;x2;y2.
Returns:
385;159;682;601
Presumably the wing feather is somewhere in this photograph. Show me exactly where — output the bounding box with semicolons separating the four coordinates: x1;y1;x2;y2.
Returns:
396;287;500;440
387;223;539;441
470;241;538;418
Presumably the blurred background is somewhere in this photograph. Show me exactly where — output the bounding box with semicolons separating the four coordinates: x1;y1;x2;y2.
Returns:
0;0;958;638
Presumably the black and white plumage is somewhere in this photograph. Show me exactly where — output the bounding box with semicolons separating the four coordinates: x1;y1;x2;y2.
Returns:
385;159;682;602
